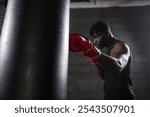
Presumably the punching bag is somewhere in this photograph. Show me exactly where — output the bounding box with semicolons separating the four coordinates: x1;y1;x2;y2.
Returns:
0;0;69;99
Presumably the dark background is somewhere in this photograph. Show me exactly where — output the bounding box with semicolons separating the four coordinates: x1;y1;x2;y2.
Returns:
68;6;150;99
70;0;89;2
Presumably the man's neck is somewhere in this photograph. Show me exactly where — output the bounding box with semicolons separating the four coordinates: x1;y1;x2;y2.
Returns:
106;35;116;49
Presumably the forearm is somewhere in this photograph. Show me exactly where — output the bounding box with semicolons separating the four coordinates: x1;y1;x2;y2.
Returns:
94;53;123;73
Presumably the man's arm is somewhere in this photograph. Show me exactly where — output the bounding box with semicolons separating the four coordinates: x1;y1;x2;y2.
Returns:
94;63;105;79
93;42;130;73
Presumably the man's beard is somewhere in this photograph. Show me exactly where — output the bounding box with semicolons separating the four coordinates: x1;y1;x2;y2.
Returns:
98;43;106;49
93;41;106;49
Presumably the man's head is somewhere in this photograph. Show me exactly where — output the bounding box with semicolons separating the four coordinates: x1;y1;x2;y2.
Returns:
89;21;112;49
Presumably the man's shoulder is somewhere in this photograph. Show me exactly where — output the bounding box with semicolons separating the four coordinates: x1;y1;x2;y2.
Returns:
112;41;130;55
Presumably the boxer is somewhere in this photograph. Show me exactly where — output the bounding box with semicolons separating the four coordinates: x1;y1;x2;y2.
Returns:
69;21;136;100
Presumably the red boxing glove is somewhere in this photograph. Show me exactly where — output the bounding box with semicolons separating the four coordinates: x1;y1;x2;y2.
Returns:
69;33;101;59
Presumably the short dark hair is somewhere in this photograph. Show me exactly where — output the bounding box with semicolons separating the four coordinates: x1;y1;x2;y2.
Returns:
89;21;110;36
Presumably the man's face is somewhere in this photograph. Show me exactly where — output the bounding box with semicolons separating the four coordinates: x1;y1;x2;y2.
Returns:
92;33;106;49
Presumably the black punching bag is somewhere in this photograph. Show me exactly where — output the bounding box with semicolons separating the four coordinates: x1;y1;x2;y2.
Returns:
0;0;69;99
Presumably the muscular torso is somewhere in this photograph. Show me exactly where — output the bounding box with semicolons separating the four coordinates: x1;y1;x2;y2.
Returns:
94;39;135;99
